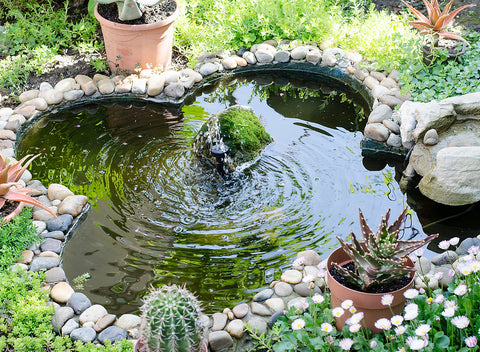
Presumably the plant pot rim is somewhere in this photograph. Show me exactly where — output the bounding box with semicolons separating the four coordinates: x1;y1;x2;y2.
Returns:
94;0;179;31
326;245;415;298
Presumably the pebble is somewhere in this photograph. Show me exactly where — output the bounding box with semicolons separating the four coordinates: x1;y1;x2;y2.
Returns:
39;82;54;91
62;318;79;336
370;71;386;82
321;52;337;66
381;77;398;89
199;62;218;76
233;56;248;66
50;282;74;303
47;214;73;232
243;51;257;65
19;90;39;102
368;104;393;123
245;316;267;335
287;297;309;312
115;314;141;330
354;69;369;81
40;238;63;254
290;46;309;60
232;303;249;318
64;90;84;101
414;256;431;274
372;84;390;99
55;78;76;92
38;89;63;105
386;133;402;148
52;306;75;333
94;314;117;332
97;78;115;94
18;250;34;264
70;327;97;343
281;269;302;284
29;256;60;272
296;250;322;266
423;129;439;145
379;94;403;108
131;78;148;95
164;83;185;99
294;282;318;296
364;76;380;90
255;49;274;63
48;184;74;201
41;230;66;241
58;195;88;217
458;237;480;256
226;319;244;339
147;75;165;96
431;250;458;265
45;266;67;283
98;326;127;344
364;123;389;142
275;50;290;63
221;57;237;70
75;75;97;96
253;288;274;302
211;312;228;331
265;297;285;312
273;281;293;296
79;304;108;325
38;251;60;259
14;105;36;119
306;49;322;63
250;302;272;316
383;119;400;134
67;292;92;315
115;77;132;93
208;331;233;352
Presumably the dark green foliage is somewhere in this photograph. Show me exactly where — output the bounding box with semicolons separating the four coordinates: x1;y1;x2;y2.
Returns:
139;284;204;352
218;107;272;160
0;208;39;270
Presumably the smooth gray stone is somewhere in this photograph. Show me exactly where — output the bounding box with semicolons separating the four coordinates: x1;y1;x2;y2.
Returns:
97;326;128;344
52;306;74;334
40;238;63;254
47;214;73;232
458;237;480;256
40;231;66;241
30;256;60;272
67;292;92;315
45;266;67;283
61;318;79;336
253;288;274;302
70;327;97;343
431;250;457;265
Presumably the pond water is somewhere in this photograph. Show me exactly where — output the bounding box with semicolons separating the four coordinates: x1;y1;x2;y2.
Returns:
17;72;475;315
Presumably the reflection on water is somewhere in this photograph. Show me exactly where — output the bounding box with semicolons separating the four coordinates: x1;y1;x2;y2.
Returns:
17;74;475;315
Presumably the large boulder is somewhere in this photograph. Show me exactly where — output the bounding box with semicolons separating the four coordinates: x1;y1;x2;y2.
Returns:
419;146;480;205
193;105;272;172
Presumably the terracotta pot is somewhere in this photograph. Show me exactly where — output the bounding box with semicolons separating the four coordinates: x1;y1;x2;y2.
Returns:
326;245;414;334
94;1;179;72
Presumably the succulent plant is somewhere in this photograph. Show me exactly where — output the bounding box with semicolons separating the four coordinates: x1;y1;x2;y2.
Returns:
333;208;438;291
0;154;58;223
403;0;474;42
95;0;165;21
139;284;204;352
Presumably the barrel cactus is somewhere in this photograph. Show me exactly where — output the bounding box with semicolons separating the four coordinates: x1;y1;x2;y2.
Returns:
139;284;204;352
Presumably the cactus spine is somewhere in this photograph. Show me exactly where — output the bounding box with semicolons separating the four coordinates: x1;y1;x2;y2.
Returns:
139;284;204;352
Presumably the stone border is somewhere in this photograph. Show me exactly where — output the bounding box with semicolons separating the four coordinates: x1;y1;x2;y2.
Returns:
2;39;473;350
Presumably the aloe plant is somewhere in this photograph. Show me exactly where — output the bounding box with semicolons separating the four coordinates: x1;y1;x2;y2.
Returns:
333;208;438;291
0;154;58;223
95;0;165;21
403;0;474;42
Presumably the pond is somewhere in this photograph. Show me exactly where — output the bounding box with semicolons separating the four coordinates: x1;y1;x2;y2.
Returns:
17;72;467;315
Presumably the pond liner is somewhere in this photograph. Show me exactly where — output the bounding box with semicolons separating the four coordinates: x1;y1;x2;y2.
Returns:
361;139;409;161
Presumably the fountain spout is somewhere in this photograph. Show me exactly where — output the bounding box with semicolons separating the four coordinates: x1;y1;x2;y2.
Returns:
210;143;230;177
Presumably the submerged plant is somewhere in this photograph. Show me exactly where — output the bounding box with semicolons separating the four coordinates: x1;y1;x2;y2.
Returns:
139;284;204;352
94;0;166;21
403;0;474;42
333;208;438;291
0;154;58;223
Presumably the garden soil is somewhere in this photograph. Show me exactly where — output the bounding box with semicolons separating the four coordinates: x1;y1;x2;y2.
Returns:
1;0;479;107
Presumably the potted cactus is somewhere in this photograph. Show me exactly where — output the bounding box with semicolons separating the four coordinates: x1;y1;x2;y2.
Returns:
136;284;206;352
93;0;179;72
403;0;473;65
326;208;438;334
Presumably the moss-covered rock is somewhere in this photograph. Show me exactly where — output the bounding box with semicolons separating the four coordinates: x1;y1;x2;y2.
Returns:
193;105;272;172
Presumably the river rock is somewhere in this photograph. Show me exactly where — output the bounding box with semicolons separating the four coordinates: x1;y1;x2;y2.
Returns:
75;75;97;96
199;62;218;76
441;91;480;115
354;69;368;81
381;77;398;89
14;105;36;119
208;331;233;352
232;303;249;318
97;78;115;94
115;314;141;330
364;76;379;90
226;319;244;339
115;77;132;93
67;292;92;315
47;214;73;232
411;102;456;141
48;184;74;201
265;297;285;312
64;89;84;101
321;51;337;66
40;238;63;254
70;327;97;343
79;304;108;325
414;256;431;274
94;314;117;332
19;89;39;102
255;49;274;63
221;56;237;70
243;51;257;65
306;49;322;63
50;282;74;303
296;250;321;265
419;146;480;206
211;312;228;331
164;83;185;99
45;266;67;283
147;75;165;96
62;318;79;336
23;97;48;111
58;195;88;216
30;256;60;272
287;297;308;312
98;326;127;344
458;237;480;256
52;306;75;334
368;104;392;123
281;269;303;284
370;71;386;82
423;129;439;145
273;281;293;296
18;250;33;264
55;78;76;92
431;250;458;265
253;288;273;302
372;84;390;99
38;89;63;105
398;102;418;148
246;316;267;334
364;123;389;142
41;231;66;241
383;119;400;134
275;50;290;63
250;302;272;316
379;95;403;108
386;133;402;148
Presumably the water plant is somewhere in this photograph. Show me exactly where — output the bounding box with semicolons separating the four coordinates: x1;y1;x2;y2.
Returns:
333;208;438;291
138;284;204;352
94;0;166;21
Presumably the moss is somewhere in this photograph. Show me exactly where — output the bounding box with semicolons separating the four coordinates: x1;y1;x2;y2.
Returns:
218;107;272;160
